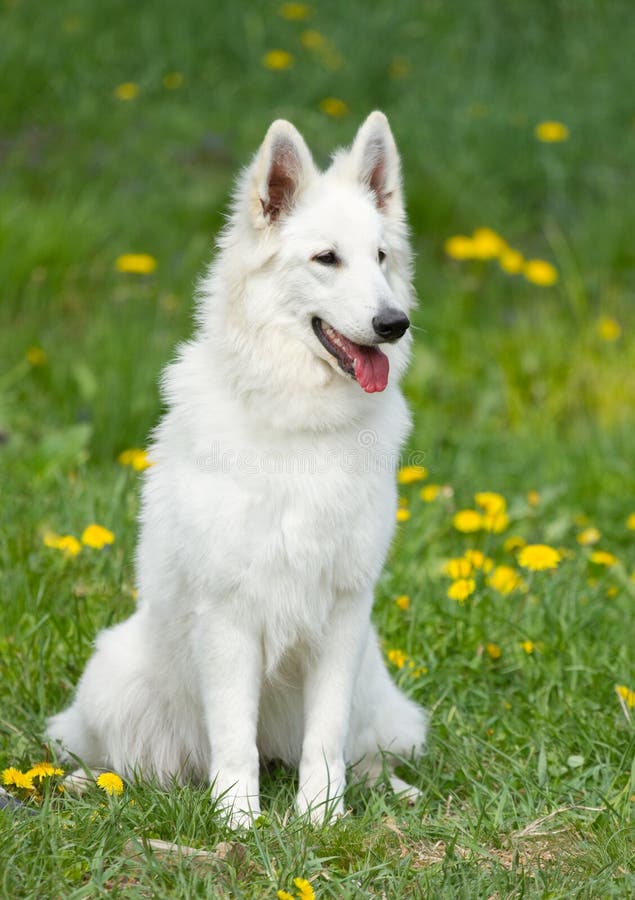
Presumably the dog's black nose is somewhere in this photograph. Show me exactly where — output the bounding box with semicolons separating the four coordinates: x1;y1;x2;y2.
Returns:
372;310;410;341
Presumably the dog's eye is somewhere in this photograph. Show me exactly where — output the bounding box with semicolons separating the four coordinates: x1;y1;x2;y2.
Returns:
313;251;339;266
378;249;387;264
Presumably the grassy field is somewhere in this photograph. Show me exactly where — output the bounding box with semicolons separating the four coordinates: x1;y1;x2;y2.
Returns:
1;0;634;896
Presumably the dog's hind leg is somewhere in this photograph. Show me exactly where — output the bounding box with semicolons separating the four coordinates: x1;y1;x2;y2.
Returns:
47;703;116;794
348;630;427;799
47;610;205;786
47;703;103;769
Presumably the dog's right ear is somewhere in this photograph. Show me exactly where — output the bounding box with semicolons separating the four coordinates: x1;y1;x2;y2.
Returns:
251;120;315;228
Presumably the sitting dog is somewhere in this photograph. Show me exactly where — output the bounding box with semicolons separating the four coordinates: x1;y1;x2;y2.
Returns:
48;111;426;826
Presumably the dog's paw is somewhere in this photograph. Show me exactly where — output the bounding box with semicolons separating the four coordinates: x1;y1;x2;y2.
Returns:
295;765;346;826
62;767;109;796
211;772;260;830
214;797;261;831
389;773;421;805
225;805;260;831
295;791;345;826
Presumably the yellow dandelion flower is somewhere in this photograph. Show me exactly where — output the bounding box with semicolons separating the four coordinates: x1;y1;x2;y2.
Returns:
447;578;476;602
475;492;506;515
262;49;294;70
320;46;344;70
115;253;157;275
96;772;124;796
279;2;312;19
606;586;618;598
523;259;558;286
81;524;115;549
443;557;472;579
389;57;410;79
534;121;569;143
577;527;601;546
388;648;408;669
488;565;525;595
62;15;82;33
420;484;441;502
396;507;410;523
398;465;427;484
319;97;348;118
467;102;489;119
470;228;506;259
596;316;621;342
278;892;295;900
520;640;535;654
626;513;635;530
464;549;494;572
409;664;427;678
56;535;81;556
55;535;81;556
26;762;64;782
616;685;635;709
486;642;501;660
483;511;510;534
453;509;483;533
518;544;561;571
2;768;34;790
300;28;325;49
527;490;541;507
163;71;184;90
444;235;475;260
26;346;47;366
589;550;617;567
499;248;524;274
43;532;81;557
293;878;315;900
504;535;527;553
118;448;153;471
114;82;139;101
395;595;410;610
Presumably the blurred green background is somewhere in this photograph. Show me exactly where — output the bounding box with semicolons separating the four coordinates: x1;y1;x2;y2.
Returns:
2;0;634;480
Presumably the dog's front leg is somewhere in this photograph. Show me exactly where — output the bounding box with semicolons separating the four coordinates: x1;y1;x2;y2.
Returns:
296;593;371;825
199;610;262;829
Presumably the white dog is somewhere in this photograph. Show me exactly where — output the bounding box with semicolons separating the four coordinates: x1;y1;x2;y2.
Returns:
47;111;426;826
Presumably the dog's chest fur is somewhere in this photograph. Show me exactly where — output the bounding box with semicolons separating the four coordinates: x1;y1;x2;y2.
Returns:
137;341;409;661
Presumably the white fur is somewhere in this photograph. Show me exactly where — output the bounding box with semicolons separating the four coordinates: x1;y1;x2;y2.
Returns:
47;112;427;827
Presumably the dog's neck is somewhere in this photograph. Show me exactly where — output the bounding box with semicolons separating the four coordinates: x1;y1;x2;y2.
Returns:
204;316;385;436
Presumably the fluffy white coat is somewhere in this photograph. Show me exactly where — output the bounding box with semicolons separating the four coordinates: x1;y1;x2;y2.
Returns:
47;111;427;826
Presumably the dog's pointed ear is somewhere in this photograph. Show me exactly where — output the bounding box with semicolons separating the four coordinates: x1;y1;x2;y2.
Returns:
251;120;315;227
349;111;402;214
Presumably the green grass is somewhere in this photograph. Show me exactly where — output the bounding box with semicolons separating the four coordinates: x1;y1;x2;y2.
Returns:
1;0;634;896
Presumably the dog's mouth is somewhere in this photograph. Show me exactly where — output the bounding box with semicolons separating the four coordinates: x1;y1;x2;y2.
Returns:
311;317;389;393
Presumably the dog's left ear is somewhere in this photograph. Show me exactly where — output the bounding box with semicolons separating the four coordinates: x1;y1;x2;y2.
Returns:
251;120;316;228
349;111;402;215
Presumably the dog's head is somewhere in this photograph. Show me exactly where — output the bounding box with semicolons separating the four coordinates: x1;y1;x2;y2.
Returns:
208;112;414;401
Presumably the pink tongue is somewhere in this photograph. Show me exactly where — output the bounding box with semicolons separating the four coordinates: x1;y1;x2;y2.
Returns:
354;345;389;393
